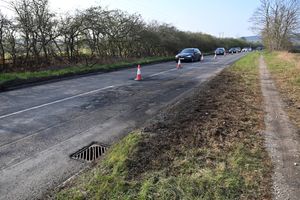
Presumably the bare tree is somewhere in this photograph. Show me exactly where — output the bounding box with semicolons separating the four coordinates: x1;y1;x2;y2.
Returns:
251;0;300;50
59;12;84;62
31;0;56;63
11;0;55;66
4;21;17;68
0;12;9;70
11;0;34;64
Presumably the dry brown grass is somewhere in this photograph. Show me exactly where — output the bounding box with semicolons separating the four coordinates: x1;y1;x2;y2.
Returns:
277;51;300;69
265;52;300;128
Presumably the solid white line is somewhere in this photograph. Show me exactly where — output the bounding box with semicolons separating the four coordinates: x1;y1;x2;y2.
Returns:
0;85;115;120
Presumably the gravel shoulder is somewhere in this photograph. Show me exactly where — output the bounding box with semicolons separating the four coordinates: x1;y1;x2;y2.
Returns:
259;56;300;200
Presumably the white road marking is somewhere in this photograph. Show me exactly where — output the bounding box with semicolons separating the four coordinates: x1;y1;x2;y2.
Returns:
0;60;215;120
0;68;179;119
0;85;115;120
148;68;177;77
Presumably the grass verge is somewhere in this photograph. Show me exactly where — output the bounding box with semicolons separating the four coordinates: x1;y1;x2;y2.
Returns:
55;53;272;200
264;51;300;128
0;56;172;89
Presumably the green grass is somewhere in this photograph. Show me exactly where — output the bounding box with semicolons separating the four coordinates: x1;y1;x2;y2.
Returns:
56;53;271;200
57;132;142;200
231;52;259;71
231;52;260;80
0;57;172;85
57;139;268;200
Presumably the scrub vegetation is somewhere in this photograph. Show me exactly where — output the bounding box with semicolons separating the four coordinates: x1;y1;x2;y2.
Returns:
55;53;272;200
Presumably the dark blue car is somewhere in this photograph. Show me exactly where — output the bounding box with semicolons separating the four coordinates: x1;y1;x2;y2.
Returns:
175;48;202;62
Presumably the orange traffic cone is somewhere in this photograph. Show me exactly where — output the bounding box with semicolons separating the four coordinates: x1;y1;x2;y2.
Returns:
177;59;182;69
135;64;142;81
201;54;204;61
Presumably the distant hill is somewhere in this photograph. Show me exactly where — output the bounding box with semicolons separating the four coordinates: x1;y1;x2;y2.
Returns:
241;35;300;45
291;34;300;44
240;36;262;43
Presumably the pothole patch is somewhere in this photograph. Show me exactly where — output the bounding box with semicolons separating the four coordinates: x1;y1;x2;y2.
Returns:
70;142;109;162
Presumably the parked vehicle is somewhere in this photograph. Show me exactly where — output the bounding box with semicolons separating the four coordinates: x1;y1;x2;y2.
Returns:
228;47;241;54
175;48;202;62
228;48;236;53
215;47;226;55
242;47;252;52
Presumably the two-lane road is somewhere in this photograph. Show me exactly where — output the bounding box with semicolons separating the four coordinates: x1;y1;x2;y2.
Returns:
0;53;245;200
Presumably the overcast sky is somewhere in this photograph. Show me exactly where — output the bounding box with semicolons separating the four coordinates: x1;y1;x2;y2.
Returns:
0;0;261;38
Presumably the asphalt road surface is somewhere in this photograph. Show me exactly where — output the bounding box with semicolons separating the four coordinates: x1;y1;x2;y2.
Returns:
0;53;245;200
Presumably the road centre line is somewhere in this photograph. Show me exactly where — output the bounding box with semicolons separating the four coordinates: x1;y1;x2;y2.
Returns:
148;68;177;77
0;68;178;120
0;85;115;120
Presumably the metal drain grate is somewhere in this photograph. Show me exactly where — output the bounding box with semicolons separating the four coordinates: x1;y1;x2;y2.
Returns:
70;143;109;162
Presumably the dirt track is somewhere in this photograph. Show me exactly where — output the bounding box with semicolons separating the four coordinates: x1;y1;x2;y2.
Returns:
260;56;300;200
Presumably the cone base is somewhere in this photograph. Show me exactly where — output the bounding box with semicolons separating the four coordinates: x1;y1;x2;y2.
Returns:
135;75;142;81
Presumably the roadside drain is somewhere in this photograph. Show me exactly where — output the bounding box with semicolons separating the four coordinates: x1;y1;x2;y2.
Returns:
70;142;109;162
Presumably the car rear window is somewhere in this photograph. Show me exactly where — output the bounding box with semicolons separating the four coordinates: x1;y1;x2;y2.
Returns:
181;49;194;53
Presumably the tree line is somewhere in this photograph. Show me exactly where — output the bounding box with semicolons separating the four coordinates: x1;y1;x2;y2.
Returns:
0;0;253;73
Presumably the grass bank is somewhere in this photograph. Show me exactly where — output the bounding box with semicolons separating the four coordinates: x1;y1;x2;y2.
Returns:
264;51;300;128
55;53;272;200
0;56;172;90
